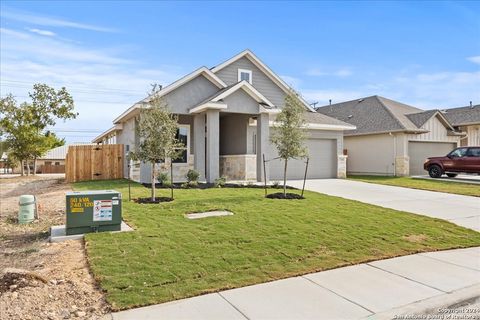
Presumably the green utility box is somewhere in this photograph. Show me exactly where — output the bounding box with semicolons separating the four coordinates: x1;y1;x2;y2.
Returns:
66;190;122;235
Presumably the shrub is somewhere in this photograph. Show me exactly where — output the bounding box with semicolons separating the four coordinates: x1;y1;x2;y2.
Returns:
214;176;227;188
272;181;280;188
157;172;170;185
163;179;172;187
186;169;200;183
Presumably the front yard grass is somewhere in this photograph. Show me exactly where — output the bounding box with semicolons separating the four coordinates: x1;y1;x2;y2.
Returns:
75;179;480;310
349;175;480;197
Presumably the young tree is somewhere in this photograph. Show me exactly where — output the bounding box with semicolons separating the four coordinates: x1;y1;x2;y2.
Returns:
270;90;308;196
130;93;182;201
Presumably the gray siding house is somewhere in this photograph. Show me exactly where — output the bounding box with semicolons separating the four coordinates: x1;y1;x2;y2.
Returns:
93;50;355;183
316;96;464;176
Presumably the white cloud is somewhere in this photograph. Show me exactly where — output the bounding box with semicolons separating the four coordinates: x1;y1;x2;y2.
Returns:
306;67;352;77
2;10;116;32
26;28;56;37
0;27;181;142
467;56;480;65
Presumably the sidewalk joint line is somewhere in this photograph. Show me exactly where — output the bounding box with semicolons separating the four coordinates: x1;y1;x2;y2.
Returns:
366;264;446;293
301;275;375;314
217;292;250;320
418;253;480;272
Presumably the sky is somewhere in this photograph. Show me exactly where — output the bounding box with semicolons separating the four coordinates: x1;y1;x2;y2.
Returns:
1;1;479;143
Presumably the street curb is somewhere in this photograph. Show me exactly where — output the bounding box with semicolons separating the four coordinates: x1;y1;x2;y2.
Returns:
365;284;480;320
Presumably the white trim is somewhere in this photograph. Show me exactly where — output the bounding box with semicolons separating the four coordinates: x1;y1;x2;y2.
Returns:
251;120;356;131
113;67;227;124
237;68;252;84
189;102;228;114
211;49;315;112
92;124;123;143
211;81;275;108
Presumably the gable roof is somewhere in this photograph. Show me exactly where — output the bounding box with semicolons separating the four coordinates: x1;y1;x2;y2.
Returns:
442;104;480;126
405;109;455;131
316;95;430;136
211;49;315;112
113;67;227;124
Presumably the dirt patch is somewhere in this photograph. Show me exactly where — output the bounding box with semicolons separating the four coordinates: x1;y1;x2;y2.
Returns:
0;175;109;319
403;234;429;243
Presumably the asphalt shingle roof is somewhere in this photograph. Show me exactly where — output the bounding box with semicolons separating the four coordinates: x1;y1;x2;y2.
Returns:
405;109;438;127
316;95;425;135
442;104;480;126
303;111;355;127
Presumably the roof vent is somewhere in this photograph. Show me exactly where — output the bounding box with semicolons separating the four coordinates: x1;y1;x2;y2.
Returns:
358;99;364;103
347;115;353;119
470;101;473;109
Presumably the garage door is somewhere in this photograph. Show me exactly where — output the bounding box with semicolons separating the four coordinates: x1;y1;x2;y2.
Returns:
408;141;456;176
269;139;337;180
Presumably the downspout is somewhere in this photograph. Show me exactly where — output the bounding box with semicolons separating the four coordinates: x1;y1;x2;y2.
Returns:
390;132;396;176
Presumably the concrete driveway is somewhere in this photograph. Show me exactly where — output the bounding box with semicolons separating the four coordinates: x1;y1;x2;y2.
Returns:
287;179;480;232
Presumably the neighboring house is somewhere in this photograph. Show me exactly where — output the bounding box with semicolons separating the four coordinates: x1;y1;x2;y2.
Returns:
93;49;355;183
442;103;480;147
36;145;68;173
316;96;464;176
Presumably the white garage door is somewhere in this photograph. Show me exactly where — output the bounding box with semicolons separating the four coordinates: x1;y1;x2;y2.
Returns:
269;139;337;180
408;141;456;176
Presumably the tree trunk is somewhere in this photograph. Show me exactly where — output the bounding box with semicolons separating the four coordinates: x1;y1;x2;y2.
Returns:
283;159;288;197
26;160;30;176
21;160;25;176
33;157;37;175
151;161;156;201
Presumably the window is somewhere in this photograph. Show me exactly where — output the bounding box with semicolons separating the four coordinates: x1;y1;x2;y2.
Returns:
173;126;189;163
238;69;252;84
467;147;480;157
55;162;60;166
449;147;468;158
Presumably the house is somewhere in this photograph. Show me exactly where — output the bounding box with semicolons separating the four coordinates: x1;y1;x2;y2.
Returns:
316;96;464;176
442;103;480;146
93;50;355;183
35;145;69;173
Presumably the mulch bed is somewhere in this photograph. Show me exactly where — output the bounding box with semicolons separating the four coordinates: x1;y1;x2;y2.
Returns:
134;197;173;204
141;182;296;190
266;192;305;200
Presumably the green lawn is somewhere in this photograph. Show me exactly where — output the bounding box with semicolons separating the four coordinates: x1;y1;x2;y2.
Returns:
348;175;480;197
75;180;480;310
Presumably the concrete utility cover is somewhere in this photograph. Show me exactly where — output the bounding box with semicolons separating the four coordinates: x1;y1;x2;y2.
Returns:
185;210;233;220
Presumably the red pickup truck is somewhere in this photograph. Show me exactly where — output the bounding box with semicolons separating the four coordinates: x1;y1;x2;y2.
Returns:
424;146;480;178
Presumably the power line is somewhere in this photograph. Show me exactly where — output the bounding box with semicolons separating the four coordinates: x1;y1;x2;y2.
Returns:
1;79;148;95
1;83;145;97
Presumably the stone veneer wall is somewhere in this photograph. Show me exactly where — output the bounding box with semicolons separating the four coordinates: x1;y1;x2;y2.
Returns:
157;155;195;182
220;155;257;181
337;155;347;179
395;156;409;176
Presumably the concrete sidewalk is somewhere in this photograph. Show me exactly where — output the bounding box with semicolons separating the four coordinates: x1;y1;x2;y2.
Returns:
287;179;480;231
109;247;480;320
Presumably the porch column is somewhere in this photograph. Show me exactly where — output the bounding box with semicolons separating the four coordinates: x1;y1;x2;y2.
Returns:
193;113;206;181
206;109;220;183
256;113;269;182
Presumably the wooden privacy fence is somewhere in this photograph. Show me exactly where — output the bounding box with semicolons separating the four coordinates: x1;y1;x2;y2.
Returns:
40;164;65;174
65;144;124;182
